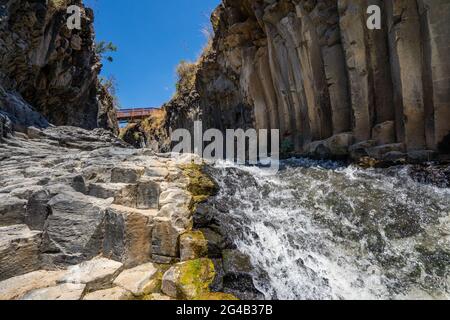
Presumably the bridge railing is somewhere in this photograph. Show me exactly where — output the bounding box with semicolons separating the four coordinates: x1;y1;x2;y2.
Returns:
117;108;158;120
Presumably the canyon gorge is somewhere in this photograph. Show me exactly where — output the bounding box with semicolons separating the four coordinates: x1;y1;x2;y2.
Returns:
1;0;450;301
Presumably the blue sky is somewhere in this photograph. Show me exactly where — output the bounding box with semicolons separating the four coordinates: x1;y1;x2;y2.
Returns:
84;0;220;109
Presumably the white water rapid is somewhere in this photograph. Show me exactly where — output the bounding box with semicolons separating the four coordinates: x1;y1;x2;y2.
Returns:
207;159;450;300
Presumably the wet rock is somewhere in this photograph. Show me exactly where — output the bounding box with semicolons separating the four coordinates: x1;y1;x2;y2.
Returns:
0;225;42;281
222;250;253;274
200;228;226;258
407;150;437;163
349;140;377;160
383;151;407;163
221;250;262;300
222;273;264;301
325;133;354;157
59;257;123;292
113;263;161;296
366;143;406;160
193;202;217;228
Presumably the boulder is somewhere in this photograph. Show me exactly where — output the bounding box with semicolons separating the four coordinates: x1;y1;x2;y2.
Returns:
0;195;27;226
59;257;123;292
325;133;354;156
21;283;86;300
407;150;438;163
222;250;253;274
42;192;111;266
372;121;396;145
383;151;407;162
180;231;208;261
113;263;161;296
103;205;157;267
221;250;263;300
200;228;226;258
161;258;215;299
349;140;377;160
152;216;183;260
0;270;67;300
0;225;42;281
366;143;406;160
83;287;133;301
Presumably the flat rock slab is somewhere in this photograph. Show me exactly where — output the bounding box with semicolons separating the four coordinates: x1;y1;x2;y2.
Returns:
83;287;133;300
0;225;42;281
59;257;123;291
21;283;86;300
0;270;67;300
113;263;160;296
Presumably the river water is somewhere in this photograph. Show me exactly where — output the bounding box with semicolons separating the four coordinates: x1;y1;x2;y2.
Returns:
207;159;450;300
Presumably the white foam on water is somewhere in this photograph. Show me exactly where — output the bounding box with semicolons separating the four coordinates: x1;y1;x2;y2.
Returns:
210;159;450;300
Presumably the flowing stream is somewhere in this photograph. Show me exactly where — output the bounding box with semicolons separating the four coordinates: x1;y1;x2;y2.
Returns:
207;159;450;300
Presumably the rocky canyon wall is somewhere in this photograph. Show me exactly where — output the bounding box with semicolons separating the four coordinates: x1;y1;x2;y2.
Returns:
164;0;450;161
0;0;117;134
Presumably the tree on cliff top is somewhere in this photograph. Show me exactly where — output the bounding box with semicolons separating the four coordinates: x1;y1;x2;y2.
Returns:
96;41;118;63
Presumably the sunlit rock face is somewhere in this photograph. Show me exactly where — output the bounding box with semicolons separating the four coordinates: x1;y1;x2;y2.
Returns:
0;0;117;134
164;0;450;159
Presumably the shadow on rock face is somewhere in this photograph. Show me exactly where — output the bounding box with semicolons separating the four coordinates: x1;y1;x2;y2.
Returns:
438;133;450;155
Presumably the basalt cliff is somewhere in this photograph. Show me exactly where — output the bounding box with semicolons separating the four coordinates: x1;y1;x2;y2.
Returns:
152;0;450;162
0;0;117;134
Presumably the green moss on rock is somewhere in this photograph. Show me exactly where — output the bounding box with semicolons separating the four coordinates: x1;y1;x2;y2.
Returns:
181;163;218;205
194;292;239;301
162;258;215;300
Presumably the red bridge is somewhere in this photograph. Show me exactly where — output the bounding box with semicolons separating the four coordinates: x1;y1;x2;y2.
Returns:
117;108;160;122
